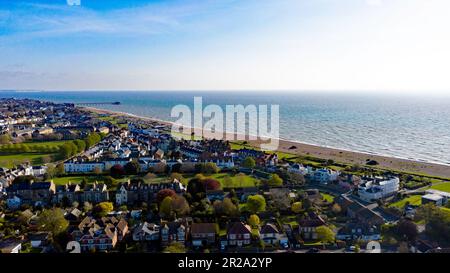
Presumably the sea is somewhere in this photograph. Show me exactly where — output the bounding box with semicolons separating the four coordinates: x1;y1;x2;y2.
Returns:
1;90;450;165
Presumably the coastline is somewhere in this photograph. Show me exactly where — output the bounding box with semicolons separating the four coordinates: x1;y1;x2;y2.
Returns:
82;106;450;179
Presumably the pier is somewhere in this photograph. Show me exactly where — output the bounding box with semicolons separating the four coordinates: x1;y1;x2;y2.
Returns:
75;101;121;106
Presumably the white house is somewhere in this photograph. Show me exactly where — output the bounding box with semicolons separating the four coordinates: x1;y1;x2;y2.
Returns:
32;166;47;176
288;164;311;175
358;176;400;202
312;169;340;184
422;190;450;207
64;162;105;173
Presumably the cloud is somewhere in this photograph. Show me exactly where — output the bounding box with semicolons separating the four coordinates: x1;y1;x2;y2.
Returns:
0;1;218;39
366;0;383;6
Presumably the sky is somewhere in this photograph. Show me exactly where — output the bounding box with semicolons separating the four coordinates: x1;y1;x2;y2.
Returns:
0;0;450;93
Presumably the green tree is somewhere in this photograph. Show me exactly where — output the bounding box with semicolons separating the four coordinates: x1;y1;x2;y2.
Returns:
73;139;86;152
124;161;141;175
37;208;69;237
291;202;303;213
55;163;65;176
201;162;220;174
160;196;173;218
248;214;260;228
164;242;185;253
93;202;114;217
267;174;283;187
242;157;256;169
246;195;266;213
316;226;335;246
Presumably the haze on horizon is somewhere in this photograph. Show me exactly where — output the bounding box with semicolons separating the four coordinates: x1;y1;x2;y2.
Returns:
1;0;450;94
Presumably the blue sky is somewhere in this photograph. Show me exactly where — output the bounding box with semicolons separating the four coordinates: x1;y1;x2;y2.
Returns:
1;0;450;93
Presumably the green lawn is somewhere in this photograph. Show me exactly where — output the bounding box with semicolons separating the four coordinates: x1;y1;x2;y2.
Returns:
0;140;71;168
0;153;59;168
429;183;450;193
207;173;261;188
389;195;422;209
51;175;130;186
321;193;335;203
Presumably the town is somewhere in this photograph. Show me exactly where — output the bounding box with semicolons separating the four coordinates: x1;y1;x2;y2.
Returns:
0;98;449;254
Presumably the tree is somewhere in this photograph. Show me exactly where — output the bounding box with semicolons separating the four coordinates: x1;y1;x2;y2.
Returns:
55;163;65;176
156;189;177;204
103;176;118;189
83;201;93;213
397;219;418;242
246;195;266;213
213;198;238;216
201;162;220;174
124;161;141;175
291;202;303;213
170;172;183;182
93;202;114;217
73;139;86;153
316;226;335;246
242;157;256;169
37;208;69;237
93;166;102;175
223;175;233;188
110;164;125;178
164;242;185;253
267;174;283;187
160;196;173;218
331;203;342;215
187;178;206;199
288;172;305;185
0;134;11;144
203;178;221;191
248;214;260;228
171;195;190;216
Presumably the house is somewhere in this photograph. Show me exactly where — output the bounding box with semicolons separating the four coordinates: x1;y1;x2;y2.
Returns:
6;195;22;210
346;201;385;226
32;166;47;176
80;182;109;203
65;208;83;223
54;183;81;205
206;190;225;202
422;190;450;207
0;239;22;253
227;222;252;247
336;223;381;242
6;181;55;206
260;223;288;246
154;149;164;160
64;161;105;173
190;223;217;247
312;169;340;184
357;176;400;202
28;232;51;248
132;222;160;241
298;212;326;240
160;220;187;246
71;216;128;252
288;164;311;175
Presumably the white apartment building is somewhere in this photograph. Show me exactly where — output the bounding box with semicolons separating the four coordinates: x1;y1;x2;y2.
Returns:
358;176;400;202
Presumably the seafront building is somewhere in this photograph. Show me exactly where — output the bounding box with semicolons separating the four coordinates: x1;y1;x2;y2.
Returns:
357;176;400;202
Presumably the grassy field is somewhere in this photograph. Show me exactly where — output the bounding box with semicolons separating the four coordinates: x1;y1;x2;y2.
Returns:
51;175;131;186
0;140;70;168
0;153;58;168
429;182;450;193
321;193;335;203
207;173;260;188
389;195;422;208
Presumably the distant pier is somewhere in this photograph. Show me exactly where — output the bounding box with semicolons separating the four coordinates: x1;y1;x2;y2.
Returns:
76;101;121;106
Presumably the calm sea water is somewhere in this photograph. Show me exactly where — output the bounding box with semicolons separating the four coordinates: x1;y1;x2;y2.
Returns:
1;91;450;165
